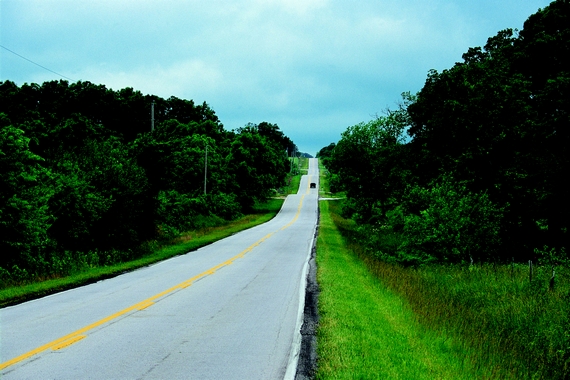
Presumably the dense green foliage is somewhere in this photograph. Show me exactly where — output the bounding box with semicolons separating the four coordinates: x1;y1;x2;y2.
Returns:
316;200;488;379
325;199;570;379
0;80;293;285
325;0;569;265
316;143;335;170
0;199;284;307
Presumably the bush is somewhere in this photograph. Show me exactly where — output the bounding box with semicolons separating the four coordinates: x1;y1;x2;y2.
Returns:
0;121;54;272
398;177;504;264
205;193;242;221
156;190;242;238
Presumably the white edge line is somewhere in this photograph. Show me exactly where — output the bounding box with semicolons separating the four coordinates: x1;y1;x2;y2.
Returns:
283;192;318;380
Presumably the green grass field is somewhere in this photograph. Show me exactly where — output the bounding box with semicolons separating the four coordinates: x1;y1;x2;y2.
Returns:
316;161;570;379
316;200;488;379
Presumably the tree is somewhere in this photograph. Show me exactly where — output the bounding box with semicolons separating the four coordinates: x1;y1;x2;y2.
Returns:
514;0;570;252
398;177;504;264
0;78;299;280
0;115;53;272
406;2;570;258
330;106;410;223
238;122;295;155
228;129;288;209
316;143;335;168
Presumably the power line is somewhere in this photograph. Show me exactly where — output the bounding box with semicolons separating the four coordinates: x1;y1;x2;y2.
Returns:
0;44;75;81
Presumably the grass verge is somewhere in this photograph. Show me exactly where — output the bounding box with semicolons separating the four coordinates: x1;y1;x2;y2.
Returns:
299;156;309;172
316;159;569;378
286;172;302;195
321;198;570;379
365;260;570;379
318;160;343;198
316;200;491;379
0;198;283;308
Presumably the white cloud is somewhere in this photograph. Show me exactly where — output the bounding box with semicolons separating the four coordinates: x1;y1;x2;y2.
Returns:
75;59;223;99
1;0;553;155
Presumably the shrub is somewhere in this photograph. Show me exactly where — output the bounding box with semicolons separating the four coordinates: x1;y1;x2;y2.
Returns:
398;177;504;264
156;190;242;238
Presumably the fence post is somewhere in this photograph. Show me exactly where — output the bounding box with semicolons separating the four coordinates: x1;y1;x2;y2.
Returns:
549;267;555;291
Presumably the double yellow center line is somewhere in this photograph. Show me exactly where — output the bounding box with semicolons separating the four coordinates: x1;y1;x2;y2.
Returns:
0;177;314;371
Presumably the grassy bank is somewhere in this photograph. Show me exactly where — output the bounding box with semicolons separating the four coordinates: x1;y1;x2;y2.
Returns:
284;172;302;195
299;156;309;172
368;262;570;379
279;157;309;195
318;160;343;198
0;199;283;308
321;198;570;379
316;200;488;379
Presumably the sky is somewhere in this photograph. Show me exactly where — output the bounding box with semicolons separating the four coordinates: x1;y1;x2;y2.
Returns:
0;0;552;156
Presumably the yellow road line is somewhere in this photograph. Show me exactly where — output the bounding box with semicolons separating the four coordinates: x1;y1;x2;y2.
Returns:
51;335;86;351
136;300;155;310
281;195;305;231
0;190;309;371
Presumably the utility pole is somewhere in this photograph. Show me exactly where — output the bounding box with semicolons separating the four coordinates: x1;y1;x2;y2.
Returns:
151;101;155;132
293;147;301;174
204;145;208;195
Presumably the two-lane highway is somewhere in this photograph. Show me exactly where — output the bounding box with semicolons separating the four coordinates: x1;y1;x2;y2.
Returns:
0;159;320;379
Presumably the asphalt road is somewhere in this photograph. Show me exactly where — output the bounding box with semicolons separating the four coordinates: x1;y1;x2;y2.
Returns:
0;159;319;380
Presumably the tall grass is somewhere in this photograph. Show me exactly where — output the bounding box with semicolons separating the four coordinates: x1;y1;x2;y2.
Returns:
317;200;489;379
285;172;302;195
376;263;570;379
328;200;570;379
298;156;309;171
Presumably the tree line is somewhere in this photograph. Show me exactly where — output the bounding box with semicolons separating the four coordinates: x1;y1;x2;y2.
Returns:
319;0;569;265
0;79;295;283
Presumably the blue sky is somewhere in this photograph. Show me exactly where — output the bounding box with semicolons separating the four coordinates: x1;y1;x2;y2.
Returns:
1;0;551;155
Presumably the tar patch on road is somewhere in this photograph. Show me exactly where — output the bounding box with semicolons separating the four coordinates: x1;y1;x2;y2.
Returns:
295;210;320;380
